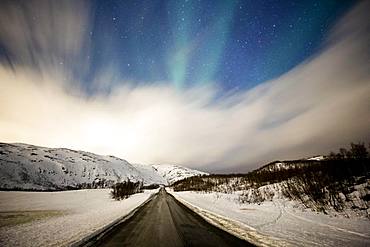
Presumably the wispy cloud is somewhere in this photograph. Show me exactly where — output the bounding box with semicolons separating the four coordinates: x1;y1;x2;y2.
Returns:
0;1;369;172
0;0;92;85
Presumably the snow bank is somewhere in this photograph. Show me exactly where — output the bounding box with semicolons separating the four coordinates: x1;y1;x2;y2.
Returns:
0;189;157;246
239;179;370;218
170;190;370;247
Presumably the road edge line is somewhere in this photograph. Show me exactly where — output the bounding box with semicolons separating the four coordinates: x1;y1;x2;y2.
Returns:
70;191;158;247
169;192;290;247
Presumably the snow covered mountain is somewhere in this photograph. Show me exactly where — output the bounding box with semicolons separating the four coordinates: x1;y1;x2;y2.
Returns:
255;157;326;173
152;164;208;185
0;142;205;190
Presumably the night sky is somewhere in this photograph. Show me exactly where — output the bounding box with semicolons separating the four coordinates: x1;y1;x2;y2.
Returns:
1;1;355;94
79;0;354;93
0;0;368;172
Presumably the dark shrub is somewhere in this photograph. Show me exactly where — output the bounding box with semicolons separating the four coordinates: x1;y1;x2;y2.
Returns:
111;179;143;200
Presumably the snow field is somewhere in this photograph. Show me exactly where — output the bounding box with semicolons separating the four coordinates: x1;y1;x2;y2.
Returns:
0;189;158;246
170;190;370;247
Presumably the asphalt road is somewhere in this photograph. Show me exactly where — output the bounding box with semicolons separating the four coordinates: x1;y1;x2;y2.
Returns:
94;188;253;247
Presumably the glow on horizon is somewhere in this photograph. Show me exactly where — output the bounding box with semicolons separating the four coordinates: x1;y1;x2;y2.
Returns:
0;1;369;172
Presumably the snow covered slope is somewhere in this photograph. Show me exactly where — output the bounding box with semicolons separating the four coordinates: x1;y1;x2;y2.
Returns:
171;190;370;246
255;156;327;174
0;142;204;190
152;164;208;185
132;163;167;185
0;142;161;190
255;159;323;173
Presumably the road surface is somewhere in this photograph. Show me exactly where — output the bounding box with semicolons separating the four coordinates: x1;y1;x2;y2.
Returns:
93;188;253;247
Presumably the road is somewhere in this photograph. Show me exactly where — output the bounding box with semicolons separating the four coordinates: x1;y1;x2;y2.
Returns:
93;188;253;247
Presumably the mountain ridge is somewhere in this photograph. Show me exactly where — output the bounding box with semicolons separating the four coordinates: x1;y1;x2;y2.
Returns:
0;142;207;190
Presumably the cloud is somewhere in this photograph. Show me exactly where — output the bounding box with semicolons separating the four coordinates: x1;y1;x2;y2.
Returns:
0;1;369;172
0;0;92;85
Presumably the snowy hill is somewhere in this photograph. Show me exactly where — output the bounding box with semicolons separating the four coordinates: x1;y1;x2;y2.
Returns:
0;142;205;190
255;158;325;173
172;150;370;218
152;164;208;185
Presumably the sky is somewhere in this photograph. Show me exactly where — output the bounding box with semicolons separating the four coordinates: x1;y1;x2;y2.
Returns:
0;0;369;172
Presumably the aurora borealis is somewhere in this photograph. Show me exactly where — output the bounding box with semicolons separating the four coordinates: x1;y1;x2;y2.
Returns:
0;0;369;172
88;1;353;91
20;0;355;92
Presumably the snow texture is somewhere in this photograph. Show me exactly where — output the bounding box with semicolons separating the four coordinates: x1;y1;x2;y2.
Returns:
170;190;370;247
152;164;208;185
0;189;158;246
0;142;205;190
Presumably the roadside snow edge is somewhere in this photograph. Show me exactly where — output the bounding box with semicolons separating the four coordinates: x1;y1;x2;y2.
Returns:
171;193;290;247
71;191;158;247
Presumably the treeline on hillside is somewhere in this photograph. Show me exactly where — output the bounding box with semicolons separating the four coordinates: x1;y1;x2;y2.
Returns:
172;142;370;194
75;179;115;189
111;179;143;200
0;178;117;191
